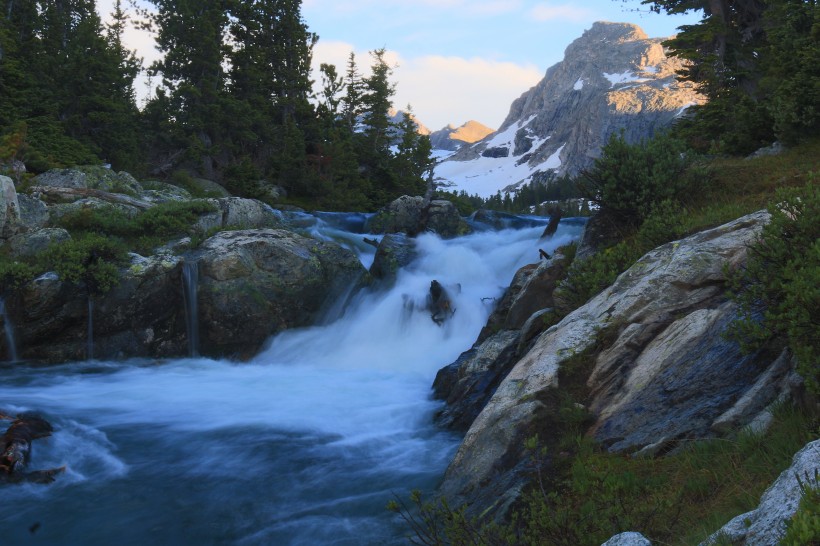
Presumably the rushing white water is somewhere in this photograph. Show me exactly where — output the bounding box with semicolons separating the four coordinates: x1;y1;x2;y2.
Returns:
182;260;200;357
0;216;583;545
0;296;19;362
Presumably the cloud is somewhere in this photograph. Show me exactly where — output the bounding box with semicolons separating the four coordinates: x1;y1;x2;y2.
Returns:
529;3;594;22
313;41;543;130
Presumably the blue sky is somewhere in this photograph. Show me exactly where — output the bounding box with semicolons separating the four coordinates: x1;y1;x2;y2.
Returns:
101;0;700;131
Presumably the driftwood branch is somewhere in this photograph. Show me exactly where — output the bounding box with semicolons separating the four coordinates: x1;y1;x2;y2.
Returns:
30;186;154;210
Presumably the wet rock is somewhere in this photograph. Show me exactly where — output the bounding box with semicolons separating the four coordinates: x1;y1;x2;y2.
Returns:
196;229;366;357
370;233;416;282
367;195;469;238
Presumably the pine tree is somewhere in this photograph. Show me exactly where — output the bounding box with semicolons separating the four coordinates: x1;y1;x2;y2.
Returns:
341;52;364;132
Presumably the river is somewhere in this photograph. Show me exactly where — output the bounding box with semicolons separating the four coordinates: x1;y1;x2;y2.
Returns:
0;214;584;545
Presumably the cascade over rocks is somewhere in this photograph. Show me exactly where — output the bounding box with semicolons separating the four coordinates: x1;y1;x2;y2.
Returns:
195;229;367;358
367;195;470;238
436;211;800;518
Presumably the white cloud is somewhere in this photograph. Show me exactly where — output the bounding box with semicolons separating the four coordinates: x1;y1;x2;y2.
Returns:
529;3;594;22
312;41;543;130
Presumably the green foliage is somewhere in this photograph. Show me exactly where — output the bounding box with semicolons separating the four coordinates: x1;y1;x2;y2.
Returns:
38;234;128;295
392;403;817;546
729;181;820;393
56;200;218;254
780;478;820;546
579;132;698;228
0;259;36;295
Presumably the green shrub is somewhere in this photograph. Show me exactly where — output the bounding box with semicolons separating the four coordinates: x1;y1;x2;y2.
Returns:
579;132;698;228
38;234;128;294
780;478;820;546
0;259;36;295
730;181;820;393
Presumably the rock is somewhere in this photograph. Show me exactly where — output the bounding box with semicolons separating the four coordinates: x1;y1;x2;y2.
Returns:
433;330;521;431
469;210;545;231
482;146;509;158
438;211;773;516
196;229;367;357
367;195;469;238
7;228;71;258
701;439;820;546
191;177;231;197
7;253;187;362
429;120;495;151
428;280;456;326
478;249;569;342
746;141;785;160
32;168;88;189
369;233;416;282
32;167;142;196
0;175;21;238
138;181;194;203
48;198;141;224
601;532;652;546
367;195;424;235
16;195;49;230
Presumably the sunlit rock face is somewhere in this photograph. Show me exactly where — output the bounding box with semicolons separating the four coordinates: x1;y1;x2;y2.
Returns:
429;120;496;152
436;21;704;197
437;211;803;519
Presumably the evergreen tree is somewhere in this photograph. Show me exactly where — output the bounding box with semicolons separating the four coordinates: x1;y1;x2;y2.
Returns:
341;52;364;132
147;0;230;178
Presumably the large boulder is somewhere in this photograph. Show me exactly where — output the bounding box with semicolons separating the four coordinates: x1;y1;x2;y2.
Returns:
7;228;71;258
439;211;784;517
196;229;367;357
369;233;416;282
16;195;49;231
701;439;819;545
367;195;469;238
4;254;187;362
32;167;143;196
0;175;21;238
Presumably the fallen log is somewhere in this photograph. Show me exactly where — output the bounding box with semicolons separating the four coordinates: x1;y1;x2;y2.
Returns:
30;185;154;210
1;413;65;484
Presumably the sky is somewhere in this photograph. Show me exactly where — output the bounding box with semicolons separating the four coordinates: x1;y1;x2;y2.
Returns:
100;0;701;131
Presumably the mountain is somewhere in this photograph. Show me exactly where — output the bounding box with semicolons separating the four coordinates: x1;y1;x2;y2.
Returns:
434;22;705;198
388;109;431;136
429;121;496;152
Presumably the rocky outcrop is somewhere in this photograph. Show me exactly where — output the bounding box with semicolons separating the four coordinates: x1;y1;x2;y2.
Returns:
702;439;819;545
195;229;367;357
435;22;704;197
601;532;652;546
4;254;187;362
437;211;791;517
197;197;283;232
7;228;71;258
429;120;495;151
0;176;21;239
366;195;470;238
369;233;416;282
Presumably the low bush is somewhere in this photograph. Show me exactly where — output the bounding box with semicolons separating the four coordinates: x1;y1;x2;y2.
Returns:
729;180;820;393
38;233;128;295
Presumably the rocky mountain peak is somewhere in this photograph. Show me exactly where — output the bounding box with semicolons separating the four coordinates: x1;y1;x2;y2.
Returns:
430;120;496;152
435;22;704;198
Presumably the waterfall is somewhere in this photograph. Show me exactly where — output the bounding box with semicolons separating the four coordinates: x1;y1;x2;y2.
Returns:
182;260;200;357
0;215;586;546
0;296;19;362
87;296;94;360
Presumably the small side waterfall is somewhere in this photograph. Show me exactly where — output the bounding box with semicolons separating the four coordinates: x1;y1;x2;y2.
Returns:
87;296;94;360
182;261;200;357
0;296;19;362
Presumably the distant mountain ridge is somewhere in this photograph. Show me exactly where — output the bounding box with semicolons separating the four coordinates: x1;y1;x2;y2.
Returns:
429;121;496;151
435;21;705;198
